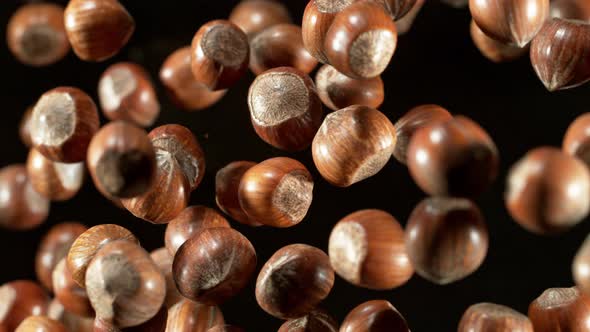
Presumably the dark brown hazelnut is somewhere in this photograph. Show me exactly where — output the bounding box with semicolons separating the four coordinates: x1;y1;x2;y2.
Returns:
122;124;206;224
325;1;397;79
529;287;590;332
238;157;314;228
165;299;224;332
564;113;590;166
85;240;166;328
0;164;50;231
93;305;168;332
47;299;93;332
407;115;499;197
6;3;69;67
64;0;135;61
551;0;590;21
250;24;318;75
87;121;156;199
30;87;100;163
15;316;67;332
278;309;339;332
573;234;590;295
149;248;183;309
215;161;261;226
20;107;34;148
405;197;489;284
312;105;396;187
470;20;527;63
191;20;249;90
52;258;93;317
394;0;424;35
340;300;409;332
98;62;160;127
530;18;590;91
302;0;356;64
27;148;84;201
458;303;533;332
165;205;230;256
505;147;590;235
229;0;292;39
35;222;87;291
247;67;323;151
173;227;257;305
392;104;452;164
315;64;384;112
329;209;413;290
67;224;139;287
0;280;50;331
469;0;549;47
160;47;227;111
255;244;334;319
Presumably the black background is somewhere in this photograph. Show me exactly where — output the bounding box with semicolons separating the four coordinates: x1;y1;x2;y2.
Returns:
1;1;590;331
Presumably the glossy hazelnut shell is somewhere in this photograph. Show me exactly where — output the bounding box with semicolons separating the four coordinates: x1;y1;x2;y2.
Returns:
31;87;100;163
528;287;590;332
164;205;230;256
64;0;135;61
47;299;94;332
469;0;549;47
149;248;183;308
324;1;397;79
312;105;396;187
20;107;34;148
160;47;227;111
165;299;224;332
302;0;356;64
229;0;292;39
27;148;84;201
85;240;166;328
405;197;489;284
67;224;139;287
98;62;160;127
458;303;533;332
215;161;260;226
329;209;413;290
0;164;49;230
470;20;527;63
173;227;257;305
15;316;67;332
573;235;590;295
505;147;590;235
340;300;409;332
122;124;205;224
191;20;249;90
206;326;244;332
278;309;339;332
250;24;317;75
530;18;590;91
315;64;384;111
35;222;87;291
255;244;334;319
407;115;499;197
551;0;590;21
87;121;156;199
238;157;314;228
0;280;50;331
564;113;590;166
247;67;324;151
52;258;93;317
393;104;452;164
6;3;70;66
